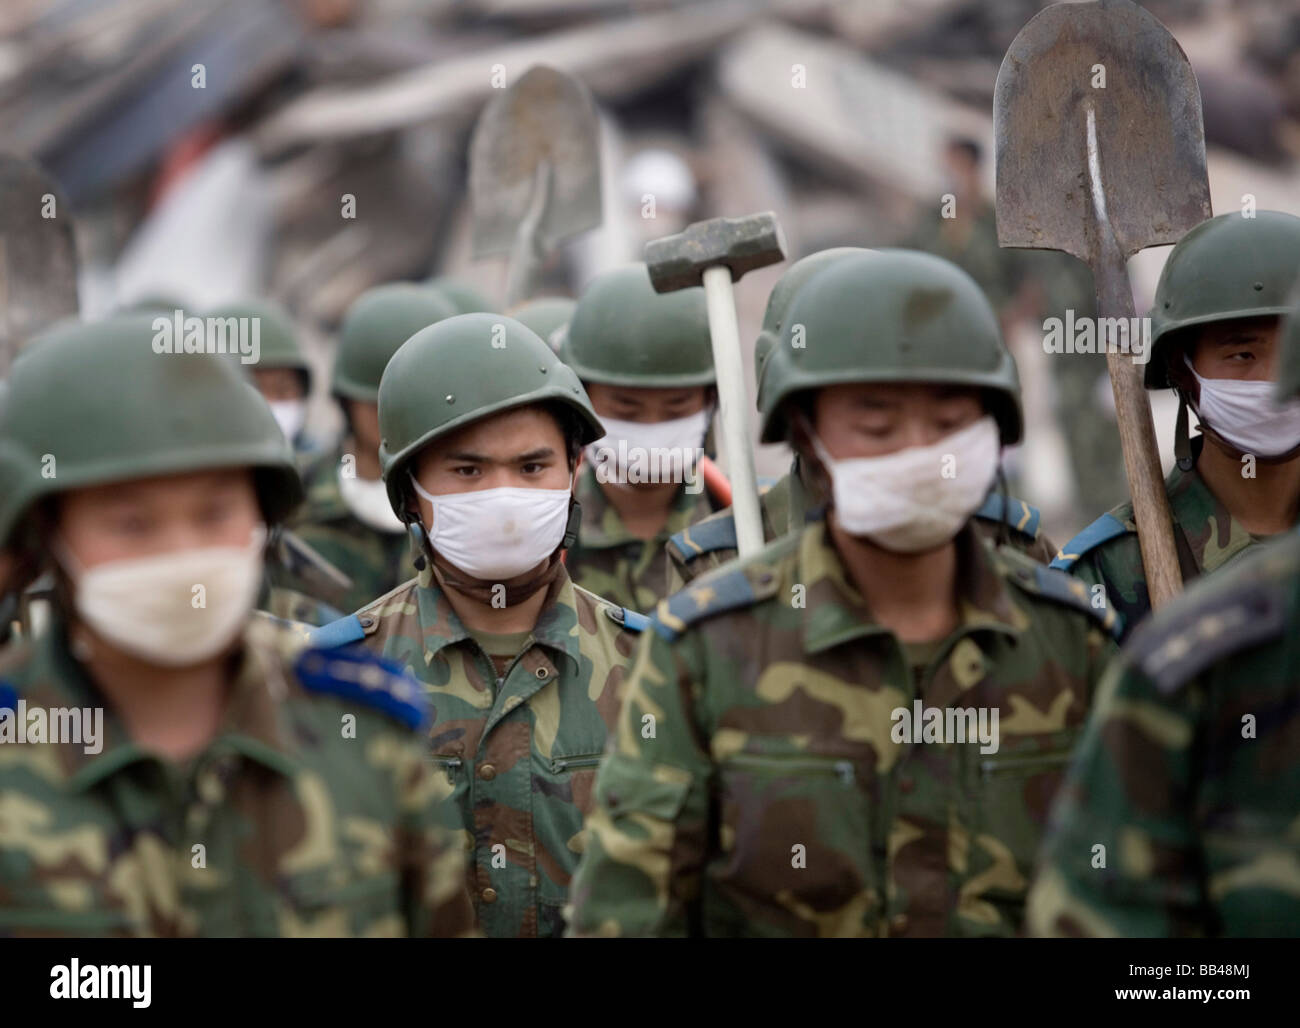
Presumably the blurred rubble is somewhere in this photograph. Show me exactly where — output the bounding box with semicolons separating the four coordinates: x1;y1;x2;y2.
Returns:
3;0;1298;532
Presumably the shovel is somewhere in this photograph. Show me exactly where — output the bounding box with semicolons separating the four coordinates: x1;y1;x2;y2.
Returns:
0;154;80;376
994;0;1212;611
469;65;602;308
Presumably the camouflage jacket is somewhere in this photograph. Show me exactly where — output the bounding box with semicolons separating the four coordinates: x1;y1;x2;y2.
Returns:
566;463;717;613
289;446;412;615
1028;528;1300;937
313;563;643;937
0;613;475;938
567;520;1117;938
1051;445;1262;641
668;463;1057;587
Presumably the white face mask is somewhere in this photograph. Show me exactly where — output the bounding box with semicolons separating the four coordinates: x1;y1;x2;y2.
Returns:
410;473;572;581
584;409;710;488
62;526;267;667
813;415;1001;553
1184;356;1300;458
269;400;306;442
338;468;406;534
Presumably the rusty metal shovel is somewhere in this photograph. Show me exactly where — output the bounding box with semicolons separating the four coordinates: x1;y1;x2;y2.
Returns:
995;0;1212;611
469;65;602;308
0;154;80;376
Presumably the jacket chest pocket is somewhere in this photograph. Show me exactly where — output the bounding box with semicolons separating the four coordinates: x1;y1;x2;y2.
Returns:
968;739;1078;899
710;753;879;937
535;750;605;933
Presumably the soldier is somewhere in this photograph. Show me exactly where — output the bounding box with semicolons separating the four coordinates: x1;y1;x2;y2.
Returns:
1052;211;1300;640
0;315;474;937
311;313;643;938
207;298;319;459
557;264;720;611
1027;293;1300;938
667;248;1056;588
508;295;575;353
566;250;1117;938
292;283;455;614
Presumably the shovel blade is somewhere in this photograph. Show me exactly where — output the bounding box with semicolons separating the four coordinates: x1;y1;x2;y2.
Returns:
994;0;1211;263
0;154;79;373
470;65;602;259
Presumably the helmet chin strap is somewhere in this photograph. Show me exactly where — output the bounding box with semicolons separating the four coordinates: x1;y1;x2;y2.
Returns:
1174;392;1194;472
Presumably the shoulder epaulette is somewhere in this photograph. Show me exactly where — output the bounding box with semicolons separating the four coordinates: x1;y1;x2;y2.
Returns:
1001;547;1120;638
294;645;430;731
1126;573;1288;695
975;493;1042;539
1049;511;1130;571
666;514;738;564
308;614;368;650
602;605;650;632
651;562;782;642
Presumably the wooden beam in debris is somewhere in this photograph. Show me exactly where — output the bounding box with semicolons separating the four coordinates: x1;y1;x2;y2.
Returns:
256;0;764;151
717;23;991;202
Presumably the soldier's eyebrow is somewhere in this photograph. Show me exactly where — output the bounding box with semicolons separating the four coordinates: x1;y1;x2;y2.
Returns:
512;447;557;463
1210;334;1262;347
441;447;557;465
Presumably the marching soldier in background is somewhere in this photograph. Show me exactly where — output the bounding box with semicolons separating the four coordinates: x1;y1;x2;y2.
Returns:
0;384;44;643
1028;294;1300;938
292;283;456;614
1052;211;1300;640
668;247;1056;589
311;314;643;938
567;250;1116;938
207;297;320;460
425;276;497;316
558;264;721;612
0;315;474;938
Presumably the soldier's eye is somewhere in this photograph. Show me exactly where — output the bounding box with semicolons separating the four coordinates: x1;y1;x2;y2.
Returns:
453;465;479;476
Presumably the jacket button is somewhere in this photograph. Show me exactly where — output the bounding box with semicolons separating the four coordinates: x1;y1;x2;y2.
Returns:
478;764;497;781
481;887;498;904
889;913;909;936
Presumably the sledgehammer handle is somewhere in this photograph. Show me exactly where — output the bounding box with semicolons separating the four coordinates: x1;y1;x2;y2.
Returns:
702;265;764;558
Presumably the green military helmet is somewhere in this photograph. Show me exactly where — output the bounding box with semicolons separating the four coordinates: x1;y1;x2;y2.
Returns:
206;297;311;390
1275;285;1300;403
425;276;498;315
332;283;457;403
761;249;1022;445
755;247;873;412
378;313;604;517
508;296;576;352
0;382;42;549
2;314;303;526
1146;210;1300;389
561;263;714;388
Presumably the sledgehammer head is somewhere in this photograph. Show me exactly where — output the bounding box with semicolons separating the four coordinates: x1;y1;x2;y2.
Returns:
645;211;787;293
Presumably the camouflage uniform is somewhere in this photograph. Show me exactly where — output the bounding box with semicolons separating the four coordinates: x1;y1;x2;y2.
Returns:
0;314;474;938
558;264;718;612
290;446;413;615
570;463;716;612
0;614;474;937
314;312;644;937
1027;528;1300;937
567;522;1115;937
568;249;1119;937
1053;211;1300;641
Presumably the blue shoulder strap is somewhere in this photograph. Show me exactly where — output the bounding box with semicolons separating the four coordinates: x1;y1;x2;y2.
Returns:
653;568;761;642
308;613;367;650
1050;512;1130;571
666;514;739;562
621;608;650;632
294;646;429;731
976;493;1041;538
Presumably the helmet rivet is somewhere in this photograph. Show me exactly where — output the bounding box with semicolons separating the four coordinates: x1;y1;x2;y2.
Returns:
1254;282;1264;291
1164;301;1171;308
539;366;548;373
445;394;455;404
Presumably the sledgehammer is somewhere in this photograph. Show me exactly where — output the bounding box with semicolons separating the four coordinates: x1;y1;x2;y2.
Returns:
645;212;786;558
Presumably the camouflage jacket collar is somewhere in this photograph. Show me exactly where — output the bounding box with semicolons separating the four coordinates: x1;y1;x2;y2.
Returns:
299;443;353;523
30;616;302;792
576;464;710;549
798;521;1026;657
1163;452;1256;575
411;562;585;676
